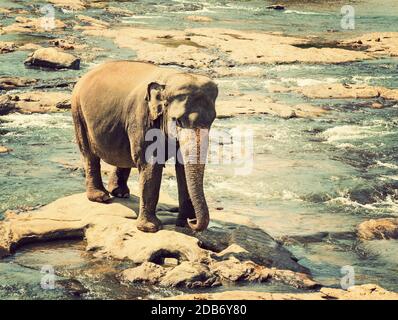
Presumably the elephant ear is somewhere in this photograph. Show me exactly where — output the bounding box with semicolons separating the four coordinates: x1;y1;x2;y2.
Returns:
145;82;166;120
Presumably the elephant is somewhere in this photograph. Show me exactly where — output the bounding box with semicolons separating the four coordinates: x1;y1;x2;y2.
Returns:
71;61;218;233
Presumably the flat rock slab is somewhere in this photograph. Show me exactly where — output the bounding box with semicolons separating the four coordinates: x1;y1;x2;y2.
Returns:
270;83;398;101
0;91;71;114
0;193;317;290
168;284;398;300
83;27;371;73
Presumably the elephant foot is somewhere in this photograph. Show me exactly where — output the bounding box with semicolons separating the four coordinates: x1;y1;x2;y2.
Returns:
176;217;189;228
137;215;162;233
109;185;130;198
87;189;111;203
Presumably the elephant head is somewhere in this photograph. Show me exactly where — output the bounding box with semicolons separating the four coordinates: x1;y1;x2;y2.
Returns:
145;73;218;231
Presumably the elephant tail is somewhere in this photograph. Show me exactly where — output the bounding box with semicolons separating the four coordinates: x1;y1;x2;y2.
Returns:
71;93;91;157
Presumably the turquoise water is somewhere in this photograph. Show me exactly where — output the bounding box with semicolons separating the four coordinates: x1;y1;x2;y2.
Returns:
0;0;398;299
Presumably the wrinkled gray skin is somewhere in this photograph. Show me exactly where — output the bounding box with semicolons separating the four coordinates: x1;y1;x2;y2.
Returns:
71;61;218;232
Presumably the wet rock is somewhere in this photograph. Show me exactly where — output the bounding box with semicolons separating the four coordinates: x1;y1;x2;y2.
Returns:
0;41;17;53
1;16;66;34
0;77;38;90
357;218;398;240
0;193;315;291
266;5;285;11
185;16;213;23
0;91;71;114
169;284;398;300
121;262;166;285
24;48;80;70
57;279;88;297
160;262;217;288
0;95;16;115
0;146;12;154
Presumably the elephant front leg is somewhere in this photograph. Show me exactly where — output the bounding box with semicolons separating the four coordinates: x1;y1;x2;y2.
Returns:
175;162;195;227
137;163;163;233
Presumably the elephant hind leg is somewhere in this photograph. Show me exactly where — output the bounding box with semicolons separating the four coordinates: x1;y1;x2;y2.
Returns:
108;167;131;198
84;156;110;203
72;106;110;203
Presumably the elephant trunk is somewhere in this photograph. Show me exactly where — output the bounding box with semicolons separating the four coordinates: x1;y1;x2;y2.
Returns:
178;128;210;231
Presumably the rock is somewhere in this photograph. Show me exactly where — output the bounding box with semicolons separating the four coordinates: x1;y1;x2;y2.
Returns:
57;279;89;297
0;193;315;290
276;83;398;101
1;16;66;34
121;262;167;285
168;284;398;300
185;16;213;23
216;93;325;119
160;262;217;288
0;146;12;154
342;32;398;57
0;91;71;114
0;41;17;53
76;15;110;27
82;27;371;71
357;218;398;240
0;8;12;15
48;38;87;51
18;43;43;51
24;48;80;70
0;77;37;90
0;95;16;115
48;0;86;11
266;5;285;11
104;6;134;17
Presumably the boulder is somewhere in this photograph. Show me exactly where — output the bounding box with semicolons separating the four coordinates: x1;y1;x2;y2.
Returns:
24;48;80;70
0;193;317;290
357;218;398;241
169;284;398;300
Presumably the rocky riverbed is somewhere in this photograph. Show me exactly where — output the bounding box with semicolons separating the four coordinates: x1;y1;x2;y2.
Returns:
1;0;398;299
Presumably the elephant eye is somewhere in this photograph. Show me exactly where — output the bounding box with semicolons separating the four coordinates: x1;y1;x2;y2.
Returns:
174;94;187;102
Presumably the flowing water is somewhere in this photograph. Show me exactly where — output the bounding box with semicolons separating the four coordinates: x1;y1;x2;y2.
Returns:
0;0;398;299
